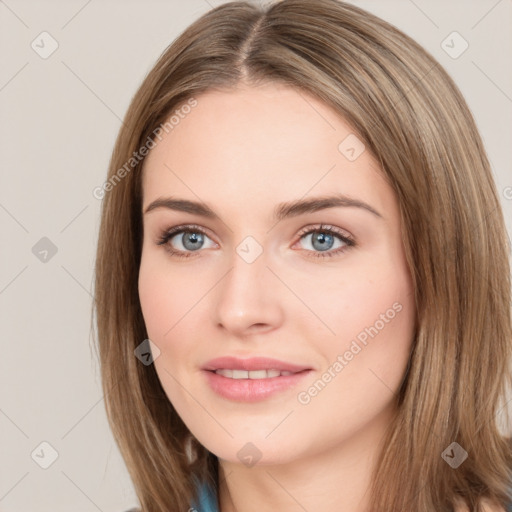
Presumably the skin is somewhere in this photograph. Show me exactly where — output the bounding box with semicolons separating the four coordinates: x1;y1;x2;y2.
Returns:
138;82;418;512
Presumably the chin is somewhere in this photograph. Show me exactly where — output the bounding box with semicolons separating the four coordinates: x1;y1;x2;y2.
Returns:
205;436;306;468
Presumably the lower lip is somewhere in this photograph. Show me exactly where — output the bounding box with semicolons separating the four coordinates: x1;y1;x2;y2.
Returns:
203;370;312;402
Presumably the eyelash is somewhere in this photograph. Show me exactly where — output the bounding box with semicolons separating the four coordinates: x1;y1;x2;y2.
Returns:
156;223;356;260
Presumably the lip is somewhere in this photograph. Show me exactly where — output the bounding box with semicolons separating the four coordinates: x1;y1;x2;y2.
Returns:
202;356;312;373
202;356;313;402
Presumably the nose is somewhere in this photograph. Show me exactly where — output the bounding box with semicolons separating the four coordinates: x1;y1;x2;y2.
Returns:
211;246;285;337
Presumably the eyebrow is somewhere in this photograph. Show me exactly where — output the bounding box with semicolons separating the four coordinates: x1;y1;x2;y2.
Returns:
144;193;383;221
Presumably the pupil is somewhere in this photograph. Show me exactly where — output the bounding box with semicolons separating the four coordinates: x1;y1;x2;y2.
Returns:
183;232;203;251
313;232;333;251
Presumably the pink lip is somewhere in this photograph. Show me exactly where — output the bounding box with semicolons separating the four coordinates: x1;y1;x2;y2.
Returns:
202;356;313;402
202;356;311;373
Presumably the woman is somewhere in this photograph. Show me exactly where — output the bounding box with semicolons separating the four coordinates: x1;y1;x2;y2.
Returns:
93;1;512;510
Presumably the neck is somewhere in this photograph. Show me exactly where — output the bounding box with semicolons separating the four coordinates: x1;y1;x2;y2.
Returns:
217;406;394;512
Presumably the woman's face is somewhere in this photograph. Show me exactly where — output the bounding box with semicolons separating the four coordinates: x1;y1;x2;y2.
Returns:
138;83;415;467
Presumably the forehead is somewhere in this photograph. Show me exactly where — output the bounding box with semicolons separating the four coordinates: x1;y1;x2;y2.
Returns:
141;83;392;217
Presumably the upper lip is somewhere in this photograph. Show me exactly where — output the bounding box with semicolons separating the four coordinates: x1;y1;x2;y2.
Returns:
202;356;312;373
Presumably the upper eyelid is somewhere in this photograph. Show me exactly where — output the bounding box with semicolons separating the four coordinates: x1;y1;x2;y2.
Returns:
160;223;354;245
296;224;352;239
163;223;216;241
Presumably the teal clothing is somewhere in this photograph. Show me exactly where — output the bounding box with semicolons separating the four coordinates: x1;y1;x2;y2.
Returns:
191;479;219;512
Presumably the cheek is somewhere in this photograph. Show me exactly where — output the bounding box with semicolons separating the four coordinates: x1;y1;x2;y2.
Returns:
287;259;412;344
138;249;203;341
294;255;415;401
138;257;171;341
308;271;415;410
138;253;199;402
291;291;414;449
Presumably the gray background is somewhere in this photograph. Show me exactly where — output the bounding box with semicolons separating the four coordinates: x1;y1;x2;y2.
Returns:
1;1;511;511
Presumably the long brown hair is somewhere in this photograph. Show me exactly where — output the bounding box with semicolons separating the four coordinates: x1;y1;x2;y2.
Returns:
93;1;512;510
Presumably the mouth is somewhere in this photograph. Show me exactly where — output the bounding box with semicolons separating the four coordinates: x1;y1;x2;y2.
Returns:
202;356;313;402
212;369;297;379
202;355;312;373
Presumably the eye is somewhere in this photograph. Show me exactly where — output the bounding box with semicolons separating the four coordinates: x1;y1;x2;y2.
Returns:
156;224;217;258
295;224;355;258
156;223;355;260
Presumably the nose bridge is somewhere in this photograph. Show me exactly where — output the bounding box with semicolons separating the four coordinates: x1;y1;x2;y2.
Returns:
212;238;283;334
